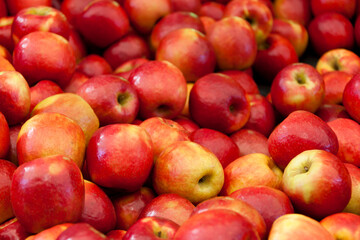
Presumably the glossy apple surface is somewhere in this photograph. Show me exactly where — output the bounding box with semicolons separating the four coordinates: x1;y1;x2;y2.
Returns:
230;129;269;156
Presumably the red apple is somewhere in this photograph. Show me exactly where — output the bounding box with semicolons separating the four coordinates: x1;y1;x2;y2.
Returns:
26;223;72;240
315;103;351;122
268;110;339;170
107;230;126;240
0;112;9;159
0;17;14;53
173;117;200;133
0;218;30;240
311;0;356;19
170;0;201;13
29;80;64;113
320;212;360;239
199;2;225;20
343;163;360;215
343;73;360;123
114;58;149;80
230;129;270;156
6;125;21;166
75;54;112;78
0;160;16;224
56;223;107;240
68;27;87;63
60;0;94;26
5;0;52;16
63;72;89;93
322;71;352;104
272;0;311;26
220;70;259;95
355;16;360;49
11;155;84;233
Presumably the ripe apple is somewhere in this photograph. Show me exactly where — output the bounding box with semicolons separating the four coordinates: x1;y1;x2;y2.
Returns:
282;149;351;219
153;141;224;204
0;17;14;52
322;71;352;104
26;223;72;240
0;218;30;240
199;2;225;20
230;129;270;156
75;54;112;78
315;103;350;122
114;58;149;80
311;0;356;19
29;80;64;113
11;155;84;233
56;223;107;240
107;230;126;240
272;0;311;26
343;73;360;123
0;112;9;159
5;0;52;16
0;160;16;224
60;0;94;26
220;70;259;95
170;0;201;13
320;212;360;239
6;125;21;166
68;27;87;63
63;72;89;94
355;16;360;49
268;110;339;170
173;117;200;133
343;163;360;215
316;48;360;75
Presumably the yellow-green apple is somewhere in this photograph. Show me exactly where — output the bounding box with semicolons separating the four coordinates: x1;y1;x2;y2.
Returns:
11;6;70;45
63;72;89;93
223;0;273;44
190;128;239;168
173;117;200;133
13;31;76;88
230;186;294;236
114;58;149;80
328;118;360;166
308;13;354;56
6;125;21;166
10;155;84;233
30;93;99;145
138;193;195;226
123;0;172;35
79;180;116;233
271;19;309;57
320;212;360;240
26;223;72;240
315;103;350;122
174;209;260;240
0;17;14;52
17;113;86;168
139;117;189;159
112;187;155;230
68;27;87;63
272;0;311;26
189;73;250;134
230;129;270;156
0;160;16;224
343;163;360;215
128;60;187;120
122;217;179;240
29;80;63;113
268;110;339;170
86;124;153;191
221;153;283;196
311;0;356;19
191;196;266;239
76;0;130;48
180;82;194;118
56;223;107;240
253;34;298;84
0;218;30;239
322;71;352;104
199;2;225;20
268;214;333;240
316;48;360;76
282;149;351;219
76;75;139;126
0;112;9;159
103;34;151;70
107;230;126;240
243;94;276;137
153;141;224;204
5;0;51;16
220;70;259;94
60;0;94;26
170;0;201;13
0;71;30;126
207;16;257;70
270;63;325;116
156;28;216;82
343;73;360;123
75;54;112;78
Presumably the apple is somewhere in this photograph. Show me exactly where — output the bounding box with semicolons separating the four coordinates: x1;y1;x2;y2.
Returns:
207;16;257;70
272;0;311;26
189;73;250;134
0;57;15;72
180;82;194;118
0;71;30;126
268;110;339;170
268;214;333;240
230;129;270;156
107;230;126;240
11;155;84;233
322;71;353;104
68;27;87;63
6;125;21;166
0;218;30;240
17;113;86;168
173;117;200;133
0;160;16;224
5;0;52;16
170;0;201;13
56;223;107;240
86;124;153;191
282;149;351;219
174;209;260;240
112;187;155;230
75;54;112;78
0;17;14;52
153;141;224;204
311;0;356;19
122;217;179;240
198;2;225;20
29;80;64;113
343;163;360;215
308;13;354;56
0;112;9;159
355;16;360;49
190;128;239;168
220;70;259;95
199;16;216;34
0;45;11;62
26;223;72;240
138;193;195;226
114;58;149;80
315;103;351;122
320;212;360;239
343;73;360;123
13;31;76;88
60;0;94;26
221;153;283;196
63;72;89;93
128;60;187;120
270;63;325;116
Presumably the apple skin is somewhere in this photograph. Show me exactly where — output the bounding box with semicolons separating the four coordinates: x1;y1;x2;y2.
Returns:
315;103;350;122
0;218;30;240
107;230;127;240
173;117;200;134
6;125;21;166
153;141;224;204
5;0;52;16
156;28;216;82
112;187;155;230
343;73;360;123
122;217;179;240
0;17;14;53
76;0;130;48
344;163;360;215
76;74;139;126
355;16;360;49
190;128;240;168
174;209;260;240
272;0;311;26
311;0;356;19
63;72;89;94
268;110;339;170
60;0;94;26
199;2;225;20
170;0;201;13
230;129;270;156
316;49;360;76
86;124;153;192
220;70;259;95
268;214;333;240
189;73;250;134
230;186;294;236
221;153;283;196
10;155;85;233
56;223;107;240
13;31;76;89
128;60;187;120
191;196;266;239
11;6;70;45
308;13;354;56
75;54;112;78
26;223;72;240
114;58;149;80
0;112;9;159
0;160;16;224
282;149;351;220
207;16;257;70
79;180;116;233
322;71;352;105
68;27;87;63
320;212;360;240
29;80;64;113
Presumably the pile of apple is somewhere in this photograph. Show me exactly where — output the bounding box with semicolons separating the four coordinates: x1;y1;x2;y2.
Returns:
2;0;360;239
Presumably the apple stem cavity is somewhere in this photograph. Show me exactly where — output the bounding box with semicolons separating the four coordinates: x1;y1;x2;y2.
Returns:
117;93;130;105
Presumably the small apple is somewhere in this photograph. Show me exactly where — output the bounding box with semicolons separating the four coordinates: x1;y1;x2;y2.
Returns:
5;0;52;16
26;223;72;240
0;112;9;159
